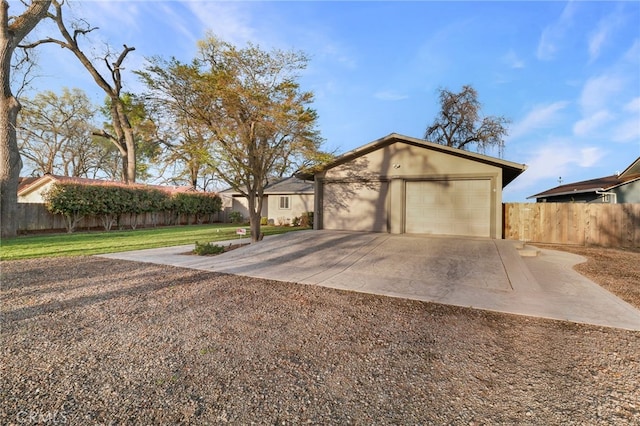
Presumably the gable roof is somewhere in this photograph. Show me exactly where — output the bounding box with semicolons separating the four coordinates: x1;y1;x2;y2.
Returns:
220;176;314;196
18;174;196;197
620;156;640;179
300;133;527;187
528;156;640;199
529;174;640;199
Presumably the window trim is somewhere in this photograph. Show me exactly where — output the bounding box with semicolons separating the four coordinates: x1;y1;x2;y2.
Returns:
279;195;291;210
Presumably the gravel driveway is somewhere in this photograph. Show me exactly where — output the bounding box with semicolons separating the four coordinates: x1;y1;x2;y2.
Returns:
2;251;639;424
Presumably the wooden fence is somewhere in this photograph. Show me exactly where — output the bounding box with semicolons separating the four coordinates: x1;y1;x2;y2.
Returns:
503;203;640;248
16;203;230;233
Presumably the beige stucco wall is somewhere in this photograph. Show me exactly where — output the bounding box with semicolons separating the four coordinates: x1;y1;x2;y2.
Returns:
227;194;313;224
18;181;54;203
228;196;267;222
316;141;504;238
267;194;314;225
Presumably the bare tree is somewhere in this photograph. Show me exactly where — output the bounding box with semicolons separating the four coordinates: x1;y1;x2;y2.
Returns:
425;85;510;156
18;87;97;176
0;0;52;238
23;0;138;183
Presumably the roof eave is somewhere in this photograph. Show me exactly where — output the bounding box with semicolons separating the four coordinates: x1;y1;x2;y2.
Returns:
307;133;527;187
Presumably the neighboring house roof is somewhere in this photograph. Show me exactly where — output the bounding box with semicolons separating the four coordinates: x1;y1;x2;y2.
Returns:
528;156;640;199
299;133;527;188
220;176;314;196
18;174;196;199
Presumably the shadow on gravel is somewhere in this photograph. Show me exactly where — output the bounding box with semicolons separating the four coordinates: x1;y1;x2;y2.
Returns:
2;263;226;324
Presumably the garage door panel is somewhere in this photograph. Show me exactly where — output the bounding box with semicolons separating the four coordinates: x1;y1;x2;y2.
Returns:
323;181;388;232
405;180;491;237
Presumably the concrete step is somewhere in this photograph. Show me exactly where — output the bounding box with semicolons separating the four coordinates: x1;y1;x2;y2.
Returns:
518;245;540;257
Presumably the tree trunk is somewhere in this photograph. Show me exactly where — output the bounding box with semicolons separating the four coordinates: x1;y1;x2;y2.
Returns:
246;191;264;243
0;0;52;238
0;92;22;238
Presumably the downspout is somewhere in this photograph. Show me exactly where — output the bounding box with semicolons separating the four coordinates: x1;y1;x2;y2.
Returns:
595;190;617;204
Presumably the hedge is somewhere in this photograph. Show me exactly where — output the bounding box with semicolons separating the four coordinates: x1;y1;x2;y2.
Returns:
44;182;222;233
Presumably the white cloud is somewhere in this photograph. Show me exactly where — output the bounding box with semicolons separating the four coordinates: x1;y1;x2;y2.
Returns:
318;43;358;70
502;50;525;69
612;118;640;143
374;90;409;101
506;140;604;194
578;147;601;167
588;6;627;63
509;101;569;140
536;1;577;61
184;2;257;47
573;110;614;136
624;97;640;113
579;74;624;113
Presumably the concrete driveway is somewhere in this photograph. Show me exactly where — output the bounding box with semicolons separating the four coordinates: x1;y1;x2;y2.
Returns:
99;230;640;331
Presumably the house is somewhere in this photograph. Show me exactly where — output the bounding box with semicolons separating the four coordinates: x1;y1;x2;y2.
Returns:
528;157;640;204
17;174;195;203
220;176;314;224
301;133;526;239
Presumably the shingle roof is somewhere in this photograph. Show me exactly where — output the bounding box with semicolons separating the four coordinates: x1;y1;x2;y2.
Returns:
529;174;640;199
529;157;640;199
220;176;314;195
263;177;314;194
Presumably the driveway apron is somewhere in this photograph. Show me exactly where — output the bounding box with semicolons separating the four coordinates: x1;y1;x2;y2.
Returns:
99;230;640;331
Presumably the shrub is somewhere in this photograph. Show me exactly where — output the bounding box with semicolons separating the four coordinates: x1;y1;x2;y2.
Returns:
44;182;222;232
193;241;226;255
229;211;243;223
300;211;314;228
260;217;268;226
292;216;301;226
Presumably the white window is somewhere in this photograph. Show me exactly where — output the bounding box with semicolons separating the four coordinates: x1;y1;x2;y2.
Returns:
279;196;290;209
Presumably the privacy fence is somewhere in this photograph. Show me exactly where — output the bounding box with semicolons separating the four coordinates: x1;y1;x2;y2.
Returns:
503;203;640;248
17;203;230;234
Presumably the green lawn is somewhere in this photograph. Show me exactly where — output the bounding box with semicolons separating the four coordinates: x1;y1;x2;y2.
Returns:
0;224;308;261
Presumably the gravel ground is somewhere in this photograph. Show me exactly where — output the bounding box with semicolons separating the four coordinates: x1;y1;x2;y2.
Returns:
1;250;639;425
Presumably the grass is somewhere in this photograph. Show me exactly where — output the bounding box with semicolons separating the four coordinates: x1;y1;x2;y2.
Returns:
0;224;308;261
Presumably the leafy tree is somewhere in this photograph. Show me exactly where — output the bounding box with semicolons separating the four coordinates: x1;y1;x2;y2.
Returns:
425;85;510;156
0;0;52;239
24;0;139;183
137;57;218;191
139;35;327;242
17;87;98;176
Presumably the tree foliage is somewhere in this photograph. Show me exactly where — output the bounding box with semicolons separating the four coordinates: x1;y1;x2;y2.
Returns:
425;85;509;156
139;35;327;242
44;182;221;233
0;0;52;239
136;57;217;190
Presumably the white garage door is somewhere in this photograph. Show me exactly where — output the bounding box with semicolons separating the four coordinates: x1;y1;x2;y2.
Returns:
323;181;388;232
405;179;491;237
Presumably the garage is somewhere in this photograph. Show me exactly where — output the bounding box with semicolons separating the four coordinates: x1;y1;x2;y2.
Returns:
405;179;491;237
308;133;526;239
322;181;388;232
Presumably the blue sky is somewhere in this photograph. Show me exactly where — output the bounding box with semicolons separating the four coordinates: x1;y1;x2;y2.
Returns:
18;0;640;201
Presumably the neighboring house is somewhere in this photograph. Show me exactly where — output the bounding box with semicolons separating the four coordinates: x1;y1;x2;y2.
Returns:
17;174;195;203
300;133;526;239
220;176;314;224
528;157;640;204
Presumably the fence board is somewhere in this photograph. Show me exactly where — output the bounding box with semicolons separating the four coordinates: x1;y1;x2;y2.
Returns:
503;202;640;248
